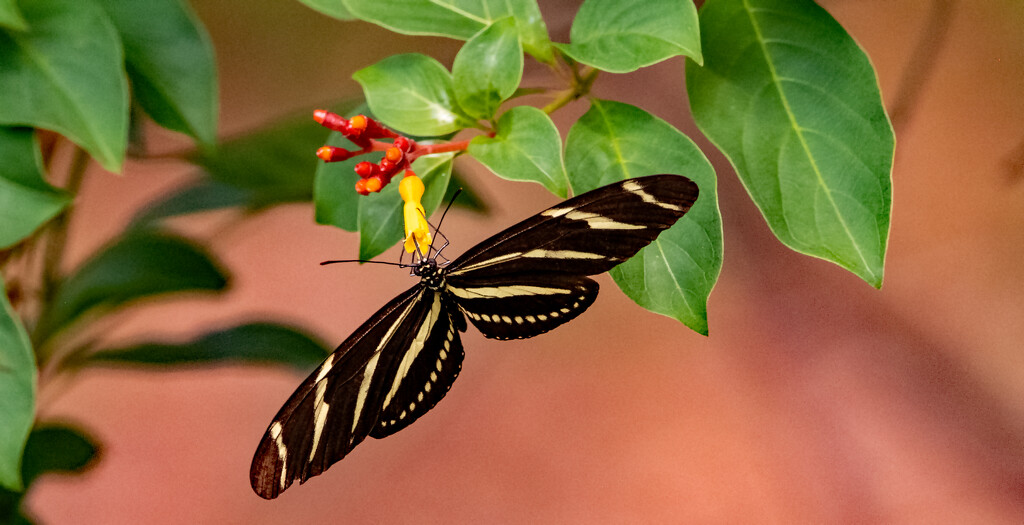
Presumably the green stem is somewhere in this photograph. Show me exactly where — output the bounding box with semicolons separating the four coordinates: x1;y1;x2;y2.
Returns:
33;146;89;346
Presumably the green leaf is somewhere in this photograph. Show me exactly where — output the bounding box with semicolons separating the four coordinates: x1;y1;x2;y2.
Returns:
686;0;893;287
342;0;551;62
94;0;218;147
296;0;353;20
354;54;474;136
555;0;702;73
35;231;228;343
468;106;567;197
453;17;523;120
0;0;128;172
0;275;35;492
358;153;455;260
74;322;330;372
19;424;97;486
0;0;27;31
565;100;722;335
0;127;69;248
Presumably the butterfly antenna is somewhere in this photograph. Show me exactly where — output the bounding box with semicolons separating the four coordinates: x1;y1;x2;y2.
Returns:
425;188;461;259
320;259;410;268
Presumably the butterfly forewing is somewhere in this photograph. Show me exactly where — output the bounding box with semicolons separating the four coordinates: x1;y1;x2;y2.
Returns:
370;292;465;437
250;285;448;499
445;175;698;280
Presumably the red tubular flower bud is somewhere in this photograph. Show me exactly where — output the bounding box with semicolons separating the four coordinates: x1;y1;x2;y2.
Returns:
316;146;356;162
393;136;412;152
364;118;399;139
354;161;376;179
379;158;398;175
385;147;403;163
313;110;350;133
355;178;370;195
364;176;383;193
349;115;368;133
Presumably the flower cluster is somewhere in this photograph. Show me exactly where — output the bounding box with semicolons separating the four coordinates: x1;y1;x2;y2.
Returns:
314;109;436;253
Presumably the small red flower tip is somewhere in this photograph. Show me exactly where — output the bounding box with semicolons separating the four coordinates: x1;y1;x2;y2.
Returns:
394;137;411;151
316;146;333;161
385;147;403;163
349;115;368;132
364;176;383;193
313;109;328;124
354;161;376;178
355;178;370;195
380;158;397;174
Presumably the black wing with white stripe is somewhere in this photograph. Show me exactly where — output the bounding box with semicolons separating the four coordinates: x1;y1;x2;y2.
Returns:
250;286;464;499
444;175;698;339
251;174;697;499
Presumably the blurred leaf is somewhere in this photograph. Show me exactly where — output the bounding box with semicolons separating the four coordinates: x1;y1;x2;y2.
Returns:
453;17;523;120
75;322;330;372
686;0;893;287
130;180;250;228
135;105;361;227
469;106;567;197
0;0;27;31
443;168;488;214
0;127;69;248
95;0;218;147
296;0;353;20
0;275;35;492
555;0;701;73
358;153;455;261
20;424;97;486
0;0;127;172
565;100;722;335
36;231;228;343
354;54;474;136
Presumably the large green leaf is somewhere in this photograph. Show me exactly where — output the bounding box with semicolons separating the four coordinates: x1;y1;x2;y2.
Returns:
358;153;455;261
555;0;702;73
452;17;523;120
0;275;35;492
35;231;228;343
342;0;551;62
74;322;330;372
0;0;127;172
565;100;721;335
0;0;26;31
94;0;218;147
0;127;69;248
468;106;567;197
296;0;353;20
354;54;475;136
686;0;893;287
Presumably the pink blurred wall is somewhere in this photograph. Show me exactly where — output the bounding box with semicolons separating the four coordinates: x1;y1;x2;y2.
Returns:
25;1;1024;523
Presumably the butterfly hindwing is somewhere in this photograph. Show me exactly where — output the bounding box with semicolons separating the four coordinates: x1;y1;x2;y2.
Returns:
446;273;599;340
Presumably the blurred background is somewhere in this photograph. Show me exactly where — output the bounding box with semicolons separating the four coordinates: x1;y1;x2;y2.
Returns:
24;0;1024;522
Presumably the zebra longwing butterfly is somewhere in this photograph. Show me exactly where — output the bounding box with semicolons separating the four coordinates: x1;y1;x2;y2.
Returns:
250;174;699;499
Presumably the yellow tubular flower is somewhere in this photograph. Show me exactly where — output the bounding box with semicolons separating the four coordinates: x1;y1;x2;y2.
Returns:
399;174;432;254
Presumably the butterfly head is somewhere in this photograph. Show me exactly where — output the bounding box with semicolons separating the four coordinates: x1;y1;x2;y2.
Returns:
413;257;445;290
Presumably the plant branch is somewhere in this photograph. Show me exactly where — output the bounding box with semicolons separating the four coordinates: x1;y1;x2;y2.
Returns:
40;146;89;306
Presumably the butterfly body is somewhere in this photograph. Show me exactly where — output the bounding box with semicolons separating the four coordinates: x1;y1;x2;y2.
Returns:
251;175;699;499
